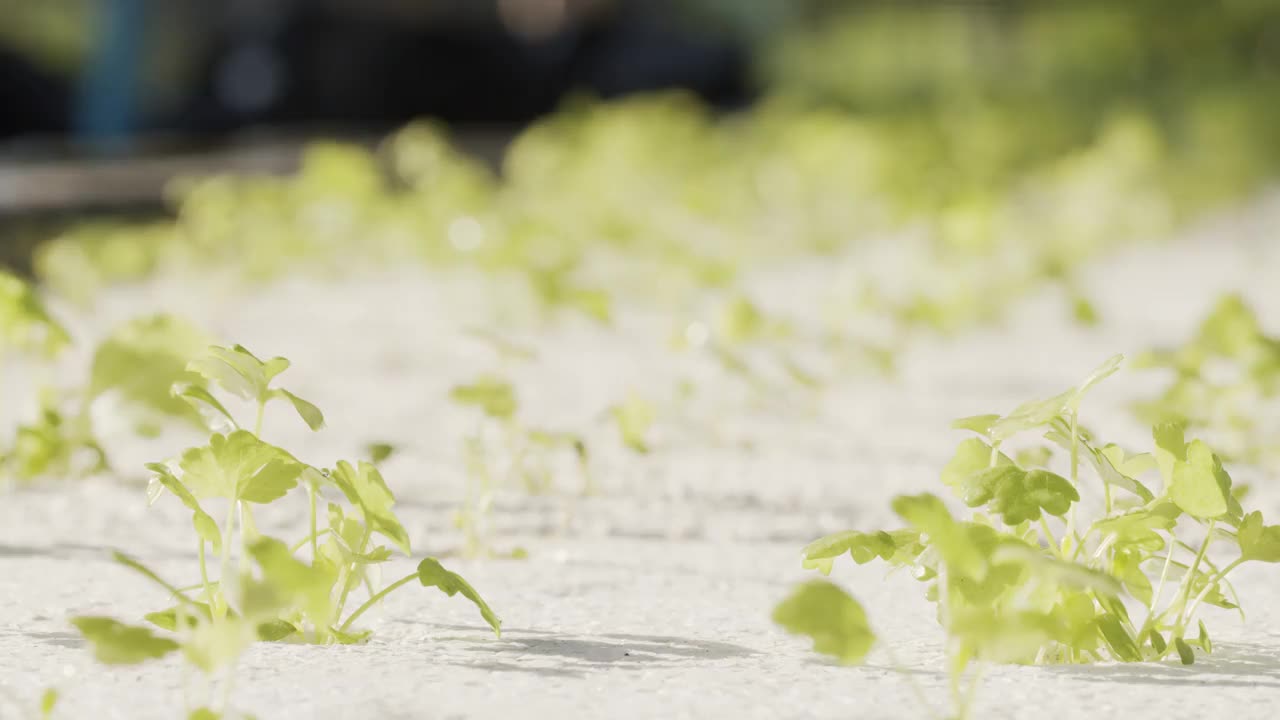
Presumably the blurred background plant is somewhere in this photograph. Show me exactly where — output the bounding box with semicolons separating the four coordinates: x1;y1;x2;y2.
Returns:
3;0;1280;483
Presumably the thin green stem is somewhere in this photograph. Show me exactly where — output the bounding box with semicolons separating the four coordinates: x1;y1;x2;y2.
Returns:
1161;520;1215;656
334;523;375;620
1180;556;1245;631
308;484;319;562
1038;518;1062;559
198;540;212;605
217;498;238;618
339;572;417;632
253;400;265;438
1066;411;1080;549
1137;545;1177;640
291;528;332;555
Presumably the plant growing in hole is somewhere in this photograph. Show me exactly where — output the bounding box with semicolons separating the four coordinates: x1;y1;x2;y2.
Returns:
71;344;500;719
775;355;1280;719
4;313;215;484
1133;294;1280;468
450;373;591;557
0;271;88;486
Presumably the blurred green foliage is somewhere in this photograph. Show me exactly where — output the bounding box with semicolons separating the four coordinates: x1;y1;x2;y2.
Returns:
23;1;1280;337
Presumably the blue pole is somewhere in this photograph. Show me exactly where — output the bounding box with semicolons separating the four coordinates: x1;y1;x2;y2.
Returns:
74;0;146;151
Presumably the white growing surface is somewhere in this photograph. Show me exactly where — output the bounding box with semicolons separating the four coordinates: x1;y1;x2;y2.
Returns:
4;193;1280;719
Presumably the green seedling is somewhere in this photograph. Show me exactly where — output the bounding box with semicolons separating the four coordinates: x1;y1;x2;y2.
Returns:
609;392;655;454
73;345;500;718
88;313;215;437
1134;294;1280;468
674;295;825;399
528;264;612;324
0;270;69;359
777;355;1280;719
4;313;219;485
366;442;396;464
450;373;592;556
4;387;106;483
0;272;81;487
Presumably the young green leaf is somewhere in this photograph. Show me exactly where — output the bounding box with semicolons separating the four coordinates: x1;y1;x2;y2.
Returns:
366;442;396;464
1098;614;1143;662
800;530;897;575
171;382;238;433
993;469;1078;525
941;438;1011;493
146;462;222;550
188;345;283;401
1091;504;1179;552
39;688;58;720
611;393;655;453
1237;511;1280;562
177;431;304;503
145;604;212;631
951;414;1000;437
112;552;192;602
450;376;517;420
989;389;1073;441
1170;440;1234;519
415;557;502;636
1175;637;1196;665
271;388;326;431
1069;354;1124;412
0;270;70;357
1198;294;1260;357
1045;421;1155;502
69;617;180;665
892;494;985;580
328;460;411;554
89;314;213;426
990;542;1121;596
246;537;335;622
772;580;875;665
950;608;1061;664
1152;422;1187;486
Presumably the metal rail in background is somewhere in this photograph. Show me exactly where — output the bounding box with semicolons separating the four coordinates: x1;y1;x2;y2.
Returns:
0;129;512;215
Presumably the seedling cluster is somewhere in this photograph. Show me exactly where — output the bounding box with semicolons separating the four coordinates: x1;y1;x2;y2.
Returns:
1134;294;1280;469
66;344;500;719
776;356;1280;719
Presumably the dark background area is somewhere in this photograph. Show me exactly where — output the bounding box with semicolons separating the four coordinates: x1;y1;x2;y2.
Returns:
0;0;756;152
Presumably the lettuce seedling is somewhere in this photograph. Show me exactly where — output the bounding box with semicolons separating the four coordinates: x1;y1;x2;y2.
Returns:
5;313;217;485
1134;294;1280;468
88;313;214;437
0;271;69;359
609;392;655;454
0;272;86;486
73;345;500;717
3;387;106;483
450;373;592;556
778;355;1280;718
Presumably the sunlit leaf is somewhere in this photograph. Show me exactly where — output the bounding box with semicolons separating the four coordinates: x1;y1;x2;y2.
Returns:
773;580;875;665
